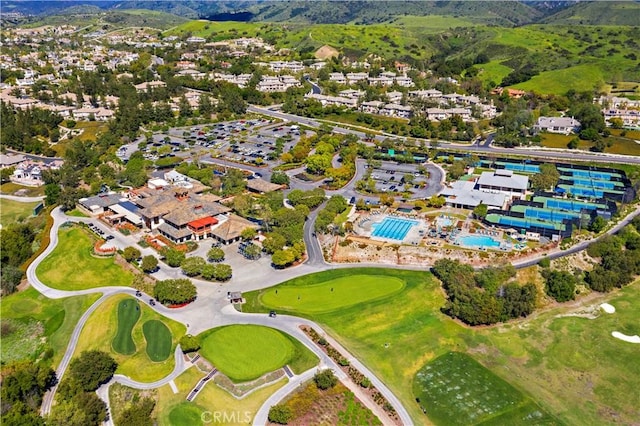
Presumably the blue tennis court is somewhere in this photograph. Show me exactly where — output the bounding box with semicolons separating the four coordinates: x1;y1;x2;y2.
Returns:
371;217;419;240
496;216;563;231
536;197;603;212
524;208;579;222
566;178;621;189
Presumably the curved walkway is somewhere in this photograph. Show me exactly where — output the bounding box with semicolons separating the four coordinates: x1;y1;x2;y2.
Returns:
30;208;412;422
30;204;640;421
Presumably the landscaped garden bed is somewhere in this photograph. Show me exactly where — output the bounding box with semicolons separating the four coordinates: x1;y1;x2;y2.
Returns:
301;325;400;424
272;380;381;426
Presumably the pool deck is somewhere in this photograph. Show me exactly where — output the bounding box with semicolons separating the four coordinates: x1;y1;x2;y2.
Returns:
358;213;428;245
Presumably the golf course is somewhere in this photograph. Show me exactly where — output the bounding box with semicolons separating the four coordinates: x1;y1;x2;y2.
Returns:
73;294;185;382
244;268;640;425
198;325;318;382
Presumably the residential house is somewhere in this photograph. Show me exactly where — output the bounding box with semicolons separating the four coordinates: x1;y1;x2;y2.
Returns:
533;117;581;135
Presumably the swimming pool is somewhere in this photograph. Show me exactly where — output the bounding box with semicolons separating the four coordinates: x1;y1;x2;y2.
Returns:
371;217;418;240
457;235;501;249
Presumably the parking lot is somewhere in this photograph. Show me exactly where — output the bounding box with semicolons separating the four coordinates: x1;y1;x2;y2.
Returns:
368;161;431;196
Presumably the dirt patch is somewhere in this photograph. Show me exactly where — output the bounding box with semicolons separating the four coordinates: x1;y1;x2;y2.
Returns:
315;44;339;59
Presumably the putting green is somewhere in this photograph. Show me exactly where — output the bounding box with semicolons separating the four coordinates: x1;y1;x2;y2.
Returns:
199;325;294;382
168;402;202;426
112;299;140;355
260;274;405;314
142;320;172;362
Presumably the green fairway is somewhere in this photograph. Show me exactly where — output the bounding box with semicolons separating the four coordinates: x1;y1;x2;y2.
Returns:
259;274;404;314
198;325;316;382
0;182;44;197
414;352;553;425
36;226;134;290
0;199;40;225
112;299;141;355
0;287;99;366
142;320;173;362
244;269;640;425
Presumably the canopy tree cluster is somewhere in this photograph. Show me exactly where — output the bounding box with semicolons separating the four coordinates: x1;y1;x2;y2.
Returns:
432;259;536;325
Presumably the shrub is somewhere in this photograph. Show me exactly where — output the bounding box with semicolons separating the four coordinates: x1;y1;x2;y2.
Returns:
154;279;197;305
207;247;225;262
179;335;200;353
140;255;158;273
122;247;141;262
314;369;338;390
181;256;206;277
538;257;551;268
162;248;185;267
268;405;292;424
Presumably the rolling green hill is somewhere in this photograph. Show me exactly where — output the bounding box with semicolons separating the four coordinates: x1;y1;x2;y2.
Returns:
542;1;640;26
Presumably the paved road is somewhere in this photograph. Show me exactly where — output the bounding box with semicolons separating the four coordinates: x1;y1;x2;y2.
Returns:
248;106;640;165
0;193;45;202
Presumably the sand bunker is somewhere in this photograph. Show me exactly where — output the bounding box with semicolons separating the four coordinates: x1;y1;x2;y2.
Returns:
611;331;640;344
600;303;615;314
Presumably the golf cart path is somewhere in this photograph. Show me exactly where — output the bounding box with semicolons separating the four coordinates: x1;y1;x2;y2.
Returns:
31;208;413;424
31;204;640;421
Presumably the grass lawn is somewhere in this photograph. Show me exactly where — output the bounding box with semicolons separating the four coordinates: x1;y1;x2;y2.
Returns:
414;352;553;425
64;208;88;217
112;299;141;355
198;325;317;382
36;226;134;290
258;274;404;314
0;182;44;197
0;287;100;367
244;268;640;425
539;132;640;156
143;320;173;362
0;198;40;226
74;294;185;382
155;367;286;426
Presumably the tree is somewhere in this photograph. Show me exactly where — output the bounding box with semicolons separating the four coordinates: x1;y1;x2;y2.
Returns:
262;233;286;254
162;248;185;267
154;279;197;305
240;227;257;241
117;398;155;426
530;163;560;191
207;247;225;262
271;249;296;268
179;335;200;353
314;369;338;390
1;265;23;295
268;405;292;425
0;223;35;267
213;264;233;281
473;203;488;219
588;216;607;233
543;270;576;302
270;171;290;185
181;256;206;277
198;94;214;117
140;255;158;273
1;361;57;415
66;351;117;393
122;246;141;262
448;161;466;180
